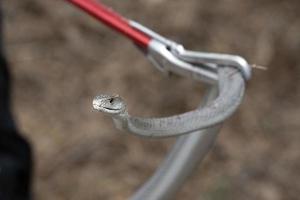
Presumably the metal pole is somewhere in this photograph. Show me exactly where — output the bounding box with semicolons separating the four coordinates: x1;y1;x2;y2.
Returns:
130;86;221;200
66;0;151;48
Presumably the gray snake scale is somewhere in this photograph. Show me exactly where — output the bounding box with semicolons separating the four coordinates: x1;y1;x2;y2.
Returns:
93;66;245;138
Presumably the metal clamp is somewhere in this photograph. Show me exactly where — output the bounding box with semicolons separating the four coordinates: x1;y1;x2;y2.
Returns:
130;21;252;84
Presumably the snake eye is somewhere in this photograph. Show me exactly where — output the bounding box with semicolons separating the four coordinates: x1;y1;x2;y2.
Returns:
109;98;114;103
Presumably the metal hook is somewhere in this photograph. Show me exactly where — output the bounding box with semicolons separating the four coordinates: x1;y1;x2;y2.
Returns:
130;21;252;82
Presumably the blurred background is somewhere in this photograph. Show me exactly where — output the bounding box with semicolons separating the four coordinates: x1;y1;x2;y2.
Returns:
3;0;300;199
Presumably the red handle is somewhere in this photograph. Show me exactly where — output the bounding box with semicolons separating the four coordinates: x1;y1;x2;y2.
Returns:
66;0;151;48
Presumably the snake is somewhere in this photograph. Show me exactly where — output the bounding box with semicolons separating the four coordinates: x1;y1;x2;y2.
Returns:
93;66;245;138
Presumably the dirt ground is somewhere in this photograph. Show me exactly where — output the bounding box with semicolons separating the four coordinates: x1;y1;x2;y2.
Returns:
3;0;300;199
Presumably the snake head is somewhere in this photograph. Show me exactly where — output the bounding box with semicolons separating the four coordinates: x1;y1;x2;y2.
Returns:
93;94;127;115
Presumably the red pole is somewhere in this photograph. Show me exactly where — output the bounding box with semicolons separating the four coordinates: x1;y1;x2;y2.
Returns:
66;0;151;48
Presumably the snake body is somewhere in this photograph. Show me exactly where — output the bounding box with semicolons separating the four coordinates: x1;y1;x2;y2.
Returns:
93;66;245;138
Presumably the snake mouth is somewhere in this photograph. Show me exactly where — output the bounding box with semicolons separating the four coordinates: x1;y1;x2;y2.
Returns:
100;106;123;115
93;101;121;112
102;107;121;111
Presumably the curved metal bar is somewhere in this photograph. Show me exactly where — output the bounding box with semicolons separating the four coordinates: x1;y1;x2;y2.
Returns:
130;86;221;200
